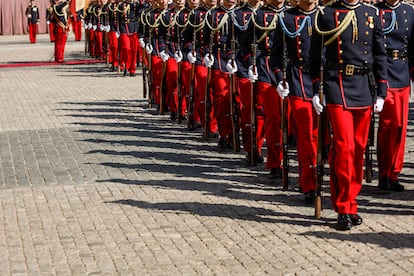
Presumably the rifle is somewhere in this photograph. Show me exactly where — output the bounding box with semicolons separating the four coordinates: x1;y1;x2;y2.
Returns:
147;17;153;108
250;42;258;166
281;34;289;190
177;26;183;124
187;26;197;130
229;21;240;152
315;36;325;218
142;49;148;99
159;60;167;115
203;31;214;138
365;66;377;183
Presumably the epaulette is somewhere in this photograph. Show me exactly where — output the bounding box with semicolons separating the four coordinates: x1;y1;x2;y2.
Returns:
402;2;414;11
363;3;379;16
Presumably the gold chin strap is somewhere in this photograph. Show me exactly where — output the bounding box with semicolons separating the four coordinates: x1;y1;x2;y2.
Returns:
314;9;357;46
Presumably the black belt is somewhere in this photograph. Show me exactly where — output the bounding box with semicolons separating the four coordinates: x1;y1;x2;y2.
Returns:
386;49;407;60
326;62;368;76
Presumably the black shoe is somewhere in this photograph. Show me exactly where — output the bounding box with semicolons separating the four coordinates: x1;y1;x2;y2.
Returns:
269;168;282;179
304;191;315;205
129;72;136;77
180;115;187;121
170;112;177;121
350;214;363;226
123;68;127;76
218;137;227;150
337;214;352;231
245;152;264;165
110;65;115;72
379;177;404;192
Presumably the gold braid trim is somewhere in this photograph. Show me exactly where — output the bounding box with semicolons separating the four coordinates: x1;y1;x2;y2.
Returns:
314;8;356;45
251;11;278;43
205;10;229;32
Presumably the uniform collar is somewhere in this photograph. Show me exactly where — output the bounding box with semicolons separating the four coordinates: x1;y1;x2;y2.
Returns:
384;0;401;9
298;6;317;15
341;0;361;10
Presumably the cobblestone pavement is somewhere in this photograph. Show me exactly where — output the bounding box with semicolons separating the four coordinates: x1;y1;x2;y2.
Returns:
0;34;413;275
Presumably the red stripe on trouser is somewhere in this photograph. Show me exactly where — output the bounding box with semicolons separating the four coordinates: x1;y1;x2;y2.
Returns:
151;55;162;105
258;81;282;170
109;32;119;67
328;106;371;214
239;78;265;154
54;27;67;62
212;70;232;138
29;23;37;43
377;86;410;180
196;66;218;133
165;58;178;113
290;97;318;193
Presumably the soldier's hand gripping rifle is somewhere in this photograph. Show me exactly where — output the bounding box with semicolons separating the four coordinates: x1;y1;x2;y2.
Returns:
365;66;377;183
229;21;241;152
315;36;325;218
281;34;289;190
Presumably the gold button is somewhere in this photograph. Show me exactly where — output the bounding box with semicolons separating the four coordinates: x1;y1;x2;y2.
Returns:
364;50;368;54
339;40;342;45
365;22;369;26
365;31;369;35
336;12;339;16
339;50;343;54
339;60;343;64
364;41;368;45
299;57;303;61
365;12;368;16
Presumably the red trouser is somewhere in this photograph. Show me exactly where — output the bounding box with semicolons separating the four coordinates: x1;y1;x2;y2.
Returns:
54;26;67;62
328;106;371;214
165;58;178;113
151;55;162;105
239;78;265;154
72;20;82;41
377;86;410;181
290;97;318;193
259;81;282;170
109;32;119;67
196;66;218;132
28;23;37;43
89;30;95;56
180;61;192;116
212;70;232;138
119;33;138;73
48;23;55;42
94;31;103;59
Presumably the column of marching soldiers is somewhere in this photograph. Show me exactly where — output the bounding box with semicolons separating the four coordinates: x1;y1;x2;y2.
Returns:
81;0;413;230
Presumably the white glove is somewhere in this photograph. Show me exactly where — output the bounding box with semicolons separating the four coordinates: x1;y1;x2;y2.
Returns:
116;32;120;38
87;23;92;29
105;25;110;32
145;44;153;54
47;20;50;25
374;97;385;113
312;94;324;115
248;65;258;83
226;59;238;74
99;24;104;31
160;51;169;62
187;52;197;64
139;38;145;48
277;81;290;99
204;54;214;68
92;25;97;31
174;50;183;63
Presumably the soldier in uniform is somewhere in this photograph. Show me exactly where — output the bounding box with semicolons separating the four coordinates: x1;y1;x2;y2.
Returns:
242;0;285;177
158;0;186;118
310;0;388;230
375;0;414;192
84;0;97;57
231;0;263;164
47;1;56;42
184;0;219;134
118;0;142;76
107;0;121;71
52;0;71;63
26;0;40;43
71;8;83;41
203;0;237;150
272;0;318;201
